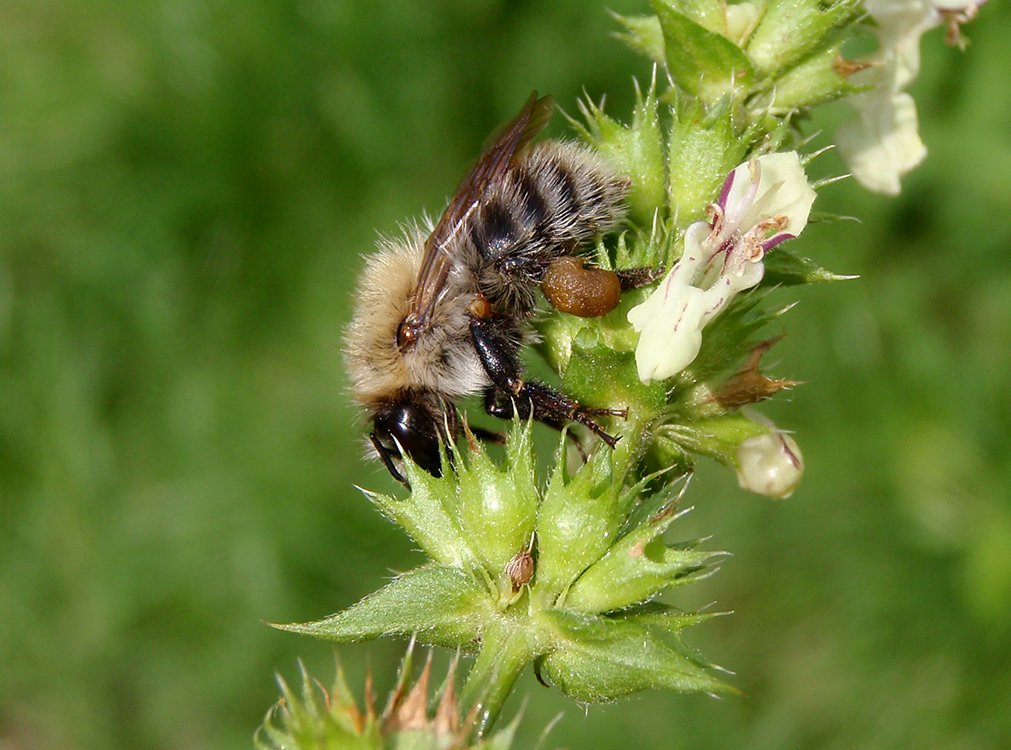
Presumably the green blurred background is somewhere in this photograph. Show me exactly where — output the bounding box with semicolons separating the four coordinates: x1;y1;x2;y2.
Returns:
2;1;1009;748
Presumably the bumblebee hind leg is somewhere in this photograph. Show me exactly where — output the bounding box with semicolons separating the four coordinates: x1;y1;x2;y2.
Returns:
471;316;624;447
484;381;622;448
616;265;664;290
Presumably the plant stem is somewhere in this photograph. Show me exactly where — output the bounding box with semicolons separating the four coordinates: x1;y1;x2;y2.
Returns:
460;620;534;736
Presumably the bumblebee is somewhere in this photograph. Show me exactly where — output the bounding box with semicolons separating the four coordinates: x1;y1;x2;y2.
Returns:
344;93;641;482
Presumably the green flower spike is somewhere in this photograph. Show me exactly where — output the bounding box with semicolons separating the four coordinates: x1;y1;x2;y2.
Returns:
275;422;731;733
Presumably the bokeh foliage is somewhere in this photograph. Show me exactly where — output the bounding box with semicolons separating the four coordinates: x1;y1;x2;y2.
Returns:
1;1;1010;748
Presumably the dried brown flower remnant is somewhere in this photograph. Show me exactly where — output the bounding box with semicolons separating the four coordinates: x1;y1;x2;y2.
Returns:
712;337;800;409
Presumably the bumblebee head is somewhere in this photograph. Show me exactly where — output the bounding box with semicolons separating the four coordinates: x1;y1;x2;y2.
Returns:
369;393;451;483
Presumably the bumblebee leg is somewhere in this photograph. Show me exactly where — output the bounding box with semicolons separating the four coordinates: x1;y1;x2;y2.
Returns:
487;387;591;461
616;266;664;290
517;381;621;448
484;387;564;429
470;317;621;447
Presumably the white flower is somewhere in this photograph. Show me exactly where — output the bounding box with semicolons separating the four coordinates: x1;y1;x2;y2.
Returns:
864;0;940;87
628;153;816;383
836;0;985;193
716;152;817;243
627;223;715;382
735;427;805;499
836;90;927;196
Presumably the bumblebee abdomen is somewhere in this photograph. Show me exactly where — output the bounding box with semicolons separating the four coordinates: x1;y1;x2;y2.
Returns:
468;141;627;312
516;141;628;244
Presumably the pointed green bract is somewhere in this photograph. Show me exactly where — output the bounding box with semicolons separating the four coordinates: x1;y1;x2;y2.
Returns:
276;564;487;647
660;413;772;467
611;12;666;63
762;245;855;286
533;449;629;606
360;470;476;569
455;426;537;590
257;665;382;750
667;0;730;34
565;493;722;612
652;0;754;104
536;609;731;702
747;0;861;76
767;45;865;110
259;655;527;750
573;83;666;226
667;99;752;229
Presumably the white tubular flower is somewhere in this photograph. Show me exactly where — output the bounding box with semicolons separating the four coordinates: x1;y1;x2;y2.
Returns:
735;427;805;499
627;222;714;382
837;0;985;193
836;90;926;196
628;153;816;384
864;0;939;87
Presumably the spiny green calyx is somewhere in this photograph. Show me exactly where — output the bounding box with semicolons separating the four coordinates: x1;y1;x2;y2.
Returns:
613;0;862;110
256;650;520;750
276;423;731;731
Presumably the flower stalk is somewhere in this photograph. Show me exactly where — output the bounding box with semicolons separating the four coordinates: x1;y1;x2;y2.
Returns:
460;619;536;734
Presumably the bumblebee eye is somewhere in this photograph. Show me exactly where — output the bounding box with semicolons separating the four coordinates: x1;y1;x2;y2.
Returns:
373;402;443;478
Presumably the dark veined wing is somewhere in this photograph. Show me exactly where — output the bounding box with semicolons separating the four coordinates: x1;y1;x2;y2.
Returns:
398;92;554;346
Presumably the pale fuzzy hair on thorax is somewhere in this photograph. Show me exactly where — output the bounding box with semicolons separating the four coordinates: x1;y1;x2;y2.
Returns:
343;226;425;405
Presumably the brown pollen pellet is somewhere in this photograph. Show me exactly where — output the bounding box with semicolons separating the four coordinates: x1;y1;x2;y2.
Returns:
541;257;622;317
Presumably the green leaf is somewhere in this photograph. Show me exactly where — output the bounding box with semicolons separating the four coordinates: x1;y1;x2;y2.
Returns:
762;245;856;286
274;564;489;647
652;0;755;103
536;609;731;701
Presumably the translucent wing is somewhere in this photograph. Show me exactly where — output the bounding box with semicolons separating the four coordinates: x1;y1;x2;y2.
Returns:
398;92;554;346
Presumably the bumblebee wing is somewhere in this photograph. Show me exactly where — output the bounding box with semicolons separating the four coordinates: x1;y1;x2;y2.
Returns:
407;92;554;327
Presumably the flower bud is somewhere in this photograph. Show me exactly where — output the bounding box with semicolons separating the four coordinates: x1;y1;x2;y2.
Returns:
735;429;804;499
